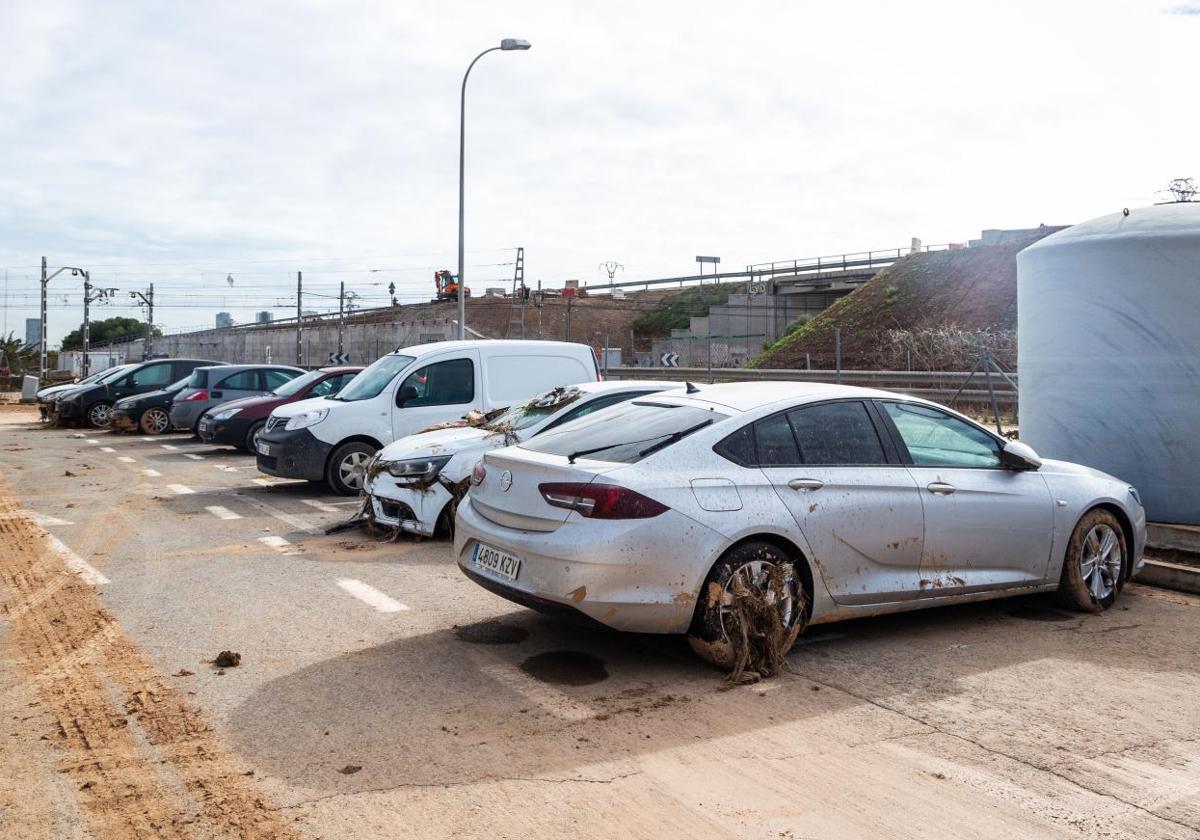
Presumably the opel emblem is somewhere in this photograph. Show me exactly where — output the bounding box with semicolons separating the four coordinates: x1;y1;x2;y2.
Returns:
499;470;513;493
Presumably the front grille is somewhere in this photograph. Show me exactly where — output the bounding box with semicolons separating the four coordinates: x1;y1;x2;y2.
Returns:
265;416;284;432
379;499;416;522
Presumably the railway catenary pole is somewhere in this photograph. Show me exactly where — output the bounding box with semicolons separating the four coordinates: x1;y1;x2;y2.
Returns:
296;271;303;366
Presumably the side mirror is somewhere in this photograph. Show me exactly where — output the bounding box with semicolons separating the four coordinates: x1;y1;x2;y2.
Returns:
1000;440;1042;471
396;384;419;407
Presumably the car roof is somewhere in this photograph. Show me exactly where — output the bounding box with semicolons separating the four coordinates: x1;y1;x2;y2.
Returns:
642;381;913;412
194;363;303;371
575;380;680;395
315;366;364;373
388;339;591;357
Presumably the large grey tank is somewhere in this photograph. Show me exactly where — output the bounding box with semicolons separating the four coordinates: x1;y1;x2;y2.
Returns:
1018;202;1200;524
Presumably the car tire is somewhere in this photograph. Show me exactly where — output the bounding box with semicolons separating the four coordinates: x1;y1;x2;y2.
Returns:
1057;508;1127;612
86;401;114;429
243;421;266;453
326;441;377;496
686;540;808;670
139;407;171;435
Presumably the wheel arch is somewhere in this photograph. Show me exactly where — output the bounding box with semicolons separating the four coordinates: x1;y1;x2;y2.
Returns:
1087;502;1136;581
710;532;816;618
323;435;384;470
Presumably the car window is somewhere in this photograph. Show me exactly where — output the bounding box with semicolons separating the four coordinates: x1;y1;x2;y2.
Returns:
271;369;323;397
400;358;475;407
882;402;1001;468
754;413;801;466
539;391;650;433
713;424;756;466
332;355;416;402
217;370;259;390
788;401;886;465
129;364;172;388
263;369;297;391
522;401;728;464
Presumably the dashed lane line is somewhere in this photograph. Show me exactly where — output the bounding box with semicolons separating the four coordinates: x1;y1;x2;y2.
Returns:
143;468;162;477
213;465;239;473
252;478;305;487
204;505;242;521
336;579;409;613
184;453;203;460
100;446;116;453
117;456;136;463
45;533;110;586
301;499;340;514
86;439;99;445
166;484;195;495
241;499;320;534
258;535;302;555
161;444;179;451
1;510;75;527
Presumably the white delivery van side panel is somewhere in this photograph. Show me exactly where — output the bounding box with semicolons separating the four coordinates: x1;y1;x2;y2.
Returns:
483;352;596;405
309;394;394;448
389;349;483;440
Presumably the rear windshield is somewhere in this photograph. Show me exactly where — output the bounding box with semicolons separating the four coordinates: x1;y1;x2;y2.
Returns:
165;377;190;393
485;386;583;433
186;368;213;388
272;369;323;397
331;354;415;402
520;400;728;464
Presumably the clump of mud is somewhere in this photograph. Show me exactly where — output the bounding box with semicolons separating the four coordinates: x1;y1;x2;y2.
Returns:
723;565;807;685
213;650;241;668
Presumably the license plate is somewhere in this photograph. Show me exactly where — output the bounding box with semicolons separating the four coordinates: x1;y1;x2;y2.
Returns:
257;441;272;456
472;542;521;582
199;420;210;432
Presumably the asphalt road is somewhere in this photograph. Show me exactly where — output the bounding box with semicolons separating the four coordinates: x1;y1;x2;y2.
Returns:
1;402;1199;839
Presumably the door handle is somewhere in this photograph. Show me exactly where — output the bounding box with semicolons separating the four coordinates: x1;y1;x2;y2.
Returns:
211;391;223;398
926;482;956;495
788;478;824;492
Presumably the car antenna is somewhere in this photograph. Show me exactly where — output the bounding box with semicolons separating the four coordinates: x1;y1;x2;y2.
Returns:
685;382;701;394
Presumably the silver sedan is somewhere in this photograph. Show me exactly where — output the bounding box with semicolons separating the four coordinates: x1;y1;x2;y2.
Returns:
454;383;1147;666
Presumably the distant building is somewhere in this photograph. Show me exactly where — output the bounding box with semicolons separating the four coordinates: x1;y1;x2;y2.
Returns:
25;318;41;348
255;311;272;324
215;312;234;329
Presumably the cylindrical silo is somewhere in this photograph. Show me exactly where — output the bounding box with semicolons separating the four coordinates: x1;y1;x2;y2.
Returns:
1018;201;1200;524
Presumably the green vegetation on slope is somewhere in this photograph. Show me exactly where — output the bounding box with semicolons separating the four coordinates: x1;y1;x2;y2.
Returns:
631;283;744;334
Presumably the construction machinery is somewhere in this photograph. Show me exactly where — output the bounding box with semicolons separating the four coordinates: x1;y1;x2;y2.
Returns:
434;270;471;302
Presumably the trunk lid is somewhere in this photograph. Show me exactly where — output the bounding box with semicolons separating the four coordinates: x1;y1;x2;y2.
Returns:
471;448;621;532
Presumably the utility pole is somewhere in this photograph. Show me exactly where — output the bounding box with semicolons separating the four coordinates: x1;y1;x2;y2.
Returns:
565;294;573;342
507;247;526;339
39;257;47;377
129;284;155;358
296;271;303;366
338;280;345;358
80;273;115;377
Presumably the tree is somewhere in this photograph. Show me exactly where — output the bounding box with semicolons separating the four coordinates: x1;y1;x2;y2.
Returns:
60;317;162;350
0;332;39;376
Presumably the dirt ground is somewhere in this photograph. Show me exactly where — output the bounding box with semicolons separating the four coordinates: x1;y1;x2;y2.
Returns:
2;402;1199;839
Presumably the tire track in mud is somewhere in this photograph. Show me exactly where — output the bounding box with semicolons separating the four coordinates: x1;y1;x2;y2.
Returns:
0;479;299;839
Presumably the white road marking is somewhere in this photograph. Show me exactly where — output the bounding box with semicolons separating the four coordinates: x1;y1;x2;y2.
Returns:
161;444;179;451
301;499;340;514
327;500;360;507
117;456;136;463
258;535;302;555
250;501;320;534
336;579;409;613
4;510;75;527
167;484;195;495
143;468;162;477
213;465;239;473
184;453;203;460
100;446;116;453
86;439;99;444
205;505;242;520
45;533;110;586
252;477;305;487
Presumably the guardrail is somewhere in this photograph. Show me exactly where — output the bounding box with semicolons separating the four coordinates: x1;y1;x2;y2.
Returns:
605;366;1017;405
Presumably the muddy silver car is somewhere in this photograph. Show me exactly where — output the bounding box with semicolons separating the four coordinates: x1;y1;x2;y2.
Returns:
454;382;1147;667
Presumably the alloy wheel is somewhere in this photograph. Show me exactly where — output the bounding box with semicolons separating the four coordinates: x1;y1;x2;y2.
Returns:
338;451;370;490
718;558;799;636
1080;523;1122;601
144;408;169;434
88;403;113;428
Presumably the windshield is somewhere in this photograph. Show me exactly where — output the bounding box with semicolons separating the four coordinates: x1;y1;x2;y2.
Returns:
186;367;214;388
164;377;190;394
271;369;323;397
521;400;728;464
330;355;415;401
485;386;583;433
97;365;134;384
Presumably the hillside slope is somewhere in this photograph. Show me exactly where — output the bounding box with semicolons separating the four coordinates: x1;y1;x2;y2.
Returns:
751;228;1063;370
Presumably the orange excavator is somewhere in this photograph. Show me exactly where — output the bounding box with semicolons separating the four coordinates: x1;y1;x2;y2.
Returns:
434;269;471;302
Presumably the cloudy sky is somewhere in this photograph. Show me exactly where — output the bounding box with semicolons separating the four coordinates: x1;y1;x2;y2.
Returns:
1;0;1197;344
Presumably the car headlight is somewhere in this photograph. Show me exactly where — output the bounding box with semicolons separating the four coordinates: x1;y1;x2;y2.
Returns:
283;408;329;431
1128;486;1143;507
212;407;241;420
385;455;451;482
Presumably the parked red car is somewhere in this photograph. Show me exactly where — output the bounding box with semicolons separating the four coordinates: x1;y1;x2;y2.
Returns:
196;366;362;451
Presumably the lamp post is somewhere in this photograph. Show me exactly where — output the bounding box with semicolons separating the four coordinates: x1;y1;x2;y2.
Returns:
39;261;92;380
457;38;532;340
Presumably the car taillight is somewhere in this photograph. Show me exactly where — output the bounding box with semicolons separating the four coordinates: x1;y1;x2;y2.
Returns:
471;460;487;486
184;389;209;401
538;482;668;519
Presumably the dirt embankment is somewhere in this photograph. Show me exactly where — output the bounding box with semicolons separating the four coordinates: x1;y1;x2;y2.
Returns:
752;229;1063;370
0;479;299;839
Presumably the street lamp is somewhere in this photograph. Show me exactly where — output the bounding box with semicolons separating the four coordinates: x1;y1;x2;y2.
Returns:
457;38;532;340
38;260;92;380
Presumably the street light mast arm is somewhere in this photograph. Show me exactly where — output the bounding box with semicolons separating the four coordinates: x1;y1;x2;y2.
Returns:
457;46;501;341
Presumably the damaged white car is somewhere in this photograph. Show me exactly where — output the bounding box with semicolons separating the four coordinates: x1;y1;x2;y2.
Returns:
362;381;680;537
454;382;1147;668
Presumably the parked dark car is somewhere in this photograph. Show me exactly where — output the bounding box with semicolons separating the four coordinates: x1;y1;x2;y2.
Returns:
110;376;192;434
55;358;220;428
39;364;135;421
170;364;305;434
197;366;362;450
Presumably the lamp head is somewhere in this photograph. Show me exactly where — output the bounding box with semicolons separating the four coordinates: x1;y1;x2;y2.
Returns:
500;38;531;51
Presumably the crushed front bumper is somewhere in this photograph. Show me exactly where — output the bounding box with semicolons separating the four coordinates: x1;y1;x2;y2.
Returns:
364;478;453;537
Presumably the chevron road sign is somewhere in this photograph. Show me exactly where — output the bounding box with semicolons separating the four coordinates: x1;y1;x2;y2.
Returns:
660;352;679;367
327;352;350;365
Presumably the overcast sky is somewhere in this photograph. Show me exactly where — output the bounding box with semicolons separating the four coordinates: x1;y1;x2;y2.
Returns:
1;0;1197;344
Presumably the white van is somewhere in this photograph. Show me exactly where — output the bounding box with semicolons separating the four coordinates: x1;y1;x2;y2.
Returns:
255;340;599;494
